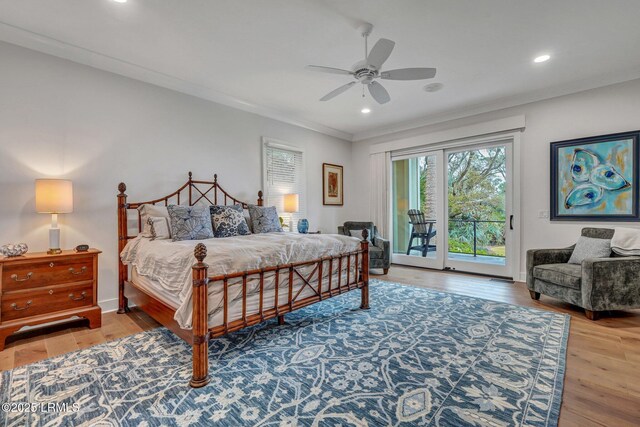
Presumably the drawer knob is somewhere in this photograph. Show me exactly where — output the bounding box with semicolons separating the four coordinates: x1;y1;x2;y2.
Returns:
49;262;55;268
10;272;33;282
69;266;87;276
11;300;32;311
49;290;53;295
68;291;87;301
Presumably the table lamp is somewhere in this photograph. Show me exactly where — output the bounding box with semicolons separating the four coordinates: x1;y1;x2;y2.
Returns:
35;179;73;254
283;193;299;232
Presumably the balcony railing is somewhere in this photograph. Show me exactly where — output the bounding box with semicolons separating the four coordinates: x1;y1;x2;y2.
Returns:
448;219;505;258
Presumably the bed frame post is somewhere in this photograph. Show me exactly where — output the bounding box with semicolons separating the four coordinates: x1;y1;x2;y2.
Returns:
190;243;211;388
117;183;130;314
360;229;370;310
257;190;263;207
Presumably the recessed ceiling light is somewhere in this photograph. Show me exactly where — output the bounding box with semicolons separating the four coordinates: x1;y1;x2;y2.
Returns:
361;107;371;114
534;54;551;63
112;0;127;3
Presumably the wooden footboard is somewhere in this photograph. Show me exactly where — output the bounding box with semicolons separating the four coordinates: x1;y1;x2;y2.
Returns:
189;231;369;387
116;174;370;388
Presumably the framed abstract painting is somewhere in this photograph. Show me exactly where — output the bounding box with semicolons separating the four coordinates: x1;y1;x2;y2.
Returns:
550;131;639;221
323;163;343;206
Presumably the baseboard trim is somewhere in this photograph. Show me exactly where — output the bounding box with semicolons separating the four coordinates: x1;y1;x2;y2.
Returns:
99;298;119;313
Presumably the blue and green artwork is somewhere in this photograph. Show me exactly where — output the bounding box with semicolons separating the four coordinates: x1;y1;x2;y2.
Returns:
551;131;639;221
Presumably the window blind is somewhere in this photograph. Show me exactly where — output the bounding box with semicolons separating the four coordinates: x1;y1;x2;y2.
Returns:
263;142;306;230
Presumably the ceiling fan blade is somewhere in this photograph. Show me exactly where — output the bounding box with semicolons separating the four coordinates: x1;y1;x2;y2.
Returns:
367;38;395;69
380;67;437;80
320;81;356;101
368;81;391;104
306;65;353;75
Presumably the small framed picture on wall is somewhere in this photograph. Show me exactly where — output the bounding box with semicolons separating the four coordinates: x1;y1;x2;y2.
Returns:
323;163;343;206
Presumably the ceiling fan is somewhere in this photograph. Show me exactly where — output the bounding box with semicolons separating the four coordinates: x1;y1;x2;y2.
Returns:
306;23;437;105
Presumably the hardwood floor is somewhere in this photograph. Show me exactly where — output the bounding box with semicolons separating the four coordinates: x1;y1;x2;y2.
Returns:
1;265;638;426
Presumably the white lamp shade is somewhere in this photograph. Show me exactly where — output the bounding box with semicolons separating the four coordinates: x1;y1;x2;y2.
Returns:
283;193;299;213
35;179;73;213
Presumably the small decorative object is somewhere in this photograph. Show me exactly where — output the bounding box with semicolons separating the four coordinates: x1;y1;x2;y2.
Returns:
551;131;639;221
35;179;74;254
323;163;344;206
75;244;89;252
0;243;28;257
297;218;309;234
284;193;299;232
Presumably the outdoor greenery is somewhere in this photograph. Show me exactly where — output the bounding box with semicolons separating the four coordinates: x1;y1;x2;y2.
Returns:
419;147;507;257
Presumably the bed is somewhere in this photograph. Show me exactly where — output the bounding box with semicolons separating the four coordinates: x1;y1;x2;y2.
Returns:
117;173;370;388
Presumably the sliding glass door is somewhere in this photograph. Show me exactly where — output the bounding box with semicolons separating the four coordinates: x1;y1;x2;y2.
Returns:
391;150;444;269
444;142;513;277
390;140;515;278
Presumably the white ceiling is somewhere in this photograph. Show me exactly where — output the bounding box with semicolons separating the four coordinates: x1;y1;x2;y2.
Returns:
2;0;640;141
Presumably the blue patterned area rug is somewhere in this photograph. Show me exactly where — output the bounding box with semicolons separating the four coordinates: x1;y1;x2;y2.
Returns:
0;280;569;426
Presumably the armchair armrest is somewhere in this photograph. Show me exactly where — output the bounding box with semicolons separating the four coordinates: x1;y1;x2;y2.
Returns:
581;256;640;311
337;226;346;236
526;247;574;289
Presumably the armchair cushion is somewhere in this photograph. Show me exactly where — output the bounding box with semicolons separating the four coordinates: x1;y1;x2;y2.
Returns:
533;264;582;290
369;246;384;259
348;229;372;242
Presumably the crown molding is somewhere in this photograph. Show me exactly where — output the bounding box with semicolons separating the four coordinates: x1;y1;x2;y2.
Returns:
353;70;640;144
0;22;353;142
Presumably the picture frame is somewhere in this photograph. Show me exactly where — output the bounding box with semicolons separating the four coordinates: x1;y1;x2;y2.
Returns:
323;163;343;206
550;130;639;221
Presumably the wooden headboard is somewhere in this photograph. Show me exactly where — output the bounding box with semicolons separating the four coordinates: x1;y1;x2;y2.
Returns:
116;172;263;312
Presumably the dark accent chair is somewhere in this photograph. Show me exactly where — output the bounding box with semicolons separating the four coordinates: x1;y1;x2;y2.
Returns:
406;209;437;257
338;221;390;274
527;227;640;320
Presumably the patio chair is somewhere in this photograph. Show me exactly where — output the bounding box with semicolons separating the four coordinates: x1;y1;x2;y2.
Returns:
406;209;437;257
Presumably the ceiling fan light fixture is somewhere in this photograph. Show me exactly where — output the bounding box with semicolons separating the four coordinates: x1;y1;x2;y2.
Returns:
361;107;371;114
534;54;551;63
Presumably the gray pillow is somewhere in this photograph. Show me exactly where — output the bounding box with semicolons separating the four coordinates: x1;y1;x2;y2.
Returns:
248;205;283;233
167;205;214;241
568;236;611;264
210;205;251;238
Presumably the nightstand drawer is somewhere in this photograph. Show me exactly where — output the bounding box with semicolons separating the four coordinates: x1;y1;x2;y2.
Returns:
2;256;93;292
1;282;93;322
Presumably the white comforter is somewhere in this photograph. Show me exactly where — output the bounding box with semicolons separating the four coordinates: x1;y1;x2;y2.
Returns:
121;233;361;328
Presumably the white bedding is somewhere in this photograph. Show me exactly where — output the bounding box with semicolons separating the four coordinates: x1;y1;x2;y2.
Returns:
121;233;361;328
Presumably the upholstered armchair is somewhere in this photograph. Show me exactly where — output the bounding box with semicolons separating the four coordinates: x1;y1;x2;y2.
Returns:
338;221;390;274
527;227;640;320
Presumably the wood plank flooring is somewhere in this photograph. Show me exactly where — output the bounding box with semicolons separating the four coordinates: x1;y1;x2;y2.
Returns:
1;265;638;426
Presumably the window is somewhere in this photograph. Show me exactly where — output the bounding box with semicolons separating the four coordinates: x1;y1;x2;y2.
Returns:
262;139;306;231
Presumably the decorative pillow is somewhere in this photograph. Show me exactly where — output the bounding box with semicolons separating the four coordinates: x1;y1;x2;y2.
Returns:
248;205;283;233
146;217;172;240
210;205;251;238
167;205;214;241
138;204;170;237
568;236;612;264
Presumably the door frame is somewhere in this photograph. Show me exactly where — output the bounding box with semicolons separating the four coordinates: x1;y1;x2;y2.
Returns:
388;131;521;279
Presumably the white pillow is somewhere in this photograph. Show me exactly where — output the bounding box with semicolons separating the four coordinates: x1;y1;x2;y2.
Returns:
138;204;170;237
146;217;171;240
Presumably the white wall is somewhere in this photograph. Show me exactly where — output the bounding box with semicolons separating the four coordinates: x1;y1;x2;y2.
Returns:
351;78;640;280
0;42;352;311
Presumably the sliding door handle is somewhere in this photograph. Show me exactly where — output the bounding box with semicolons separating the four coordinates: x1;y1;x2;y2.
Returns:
510;215;514;230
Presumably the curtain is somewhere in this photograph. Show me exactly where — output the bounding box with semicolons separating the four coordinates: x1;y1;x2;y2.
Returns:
369;151;391;238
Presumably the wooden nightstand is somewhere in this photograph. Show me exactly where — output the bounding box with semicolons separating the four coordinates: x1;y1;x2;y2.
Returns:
0;249;101;351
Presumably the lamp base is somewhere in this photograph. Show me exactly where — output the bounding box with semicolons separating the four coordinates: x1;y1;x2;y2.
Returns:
47;248;62;255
